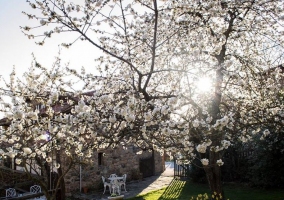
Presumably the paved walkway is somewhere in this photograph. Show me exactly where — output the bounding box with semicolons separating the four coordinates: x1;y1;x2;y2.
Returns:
123;162;174;199
73;162;174;200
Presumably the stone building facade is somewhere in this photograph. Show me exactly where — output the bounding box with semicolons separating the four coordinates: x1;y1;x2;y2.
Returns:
64;145;165;196
0;144;164;197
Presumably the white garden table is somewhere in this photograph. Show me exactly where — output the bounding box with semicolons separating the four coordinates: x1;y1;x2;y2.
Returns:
108;177;124;195
108;176;124;181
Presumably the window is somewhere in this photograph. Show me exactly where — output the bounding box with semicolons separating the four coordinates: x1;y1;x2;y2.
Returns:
98;152;103;166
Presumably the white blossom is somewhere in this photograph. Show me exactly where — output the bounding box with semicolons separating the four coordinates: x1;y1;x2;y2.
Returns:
46;157;52;163
221;140;231;149
144;112;153;121
192;119;199;128
196;144;207;153
15;158;22;165
23;147;32;155
125;113;135;122
201;158;209;166
263;129;270;137
109;115;117;123
216;159;224;166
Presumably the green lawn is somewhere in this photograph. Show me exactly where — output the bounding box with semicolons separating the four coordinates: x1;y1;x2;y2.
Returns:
126;179;284;200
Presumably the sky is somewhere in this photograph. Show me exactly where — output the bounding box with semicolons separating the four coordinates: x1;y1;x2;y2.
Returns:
0;0;97;81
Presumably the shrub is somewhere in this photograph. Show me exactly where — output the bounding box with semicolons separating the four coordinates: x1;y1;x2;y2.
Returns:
247;132;284;188
189;159;207;184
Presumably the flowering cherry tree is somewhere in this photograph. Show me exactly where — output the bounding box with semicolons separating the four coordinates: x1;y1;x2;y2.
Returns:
0;59;100;200
1;0;284;199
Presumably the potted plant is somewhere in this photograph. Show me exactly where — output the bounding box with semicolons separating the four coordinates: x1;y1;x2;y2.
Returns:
79;164;95;194
82;186;88;194
81;182;90;194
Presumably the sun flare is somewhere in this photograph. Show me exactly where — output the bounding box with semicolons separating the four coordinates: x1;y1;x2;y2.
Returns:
196;77;212;92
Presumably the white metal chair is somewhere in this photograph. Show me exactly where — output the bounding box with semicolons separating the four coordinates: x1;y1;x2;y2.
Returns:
30;185;41;193
30;185;41;199
111;179;121;195
118;174;127;192
109;174;117;178
5;188;16;198
102;176;112;194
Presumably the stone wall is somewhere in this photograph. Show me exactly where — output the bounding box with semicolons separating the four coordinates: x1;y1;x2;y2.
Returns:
64;146;164;196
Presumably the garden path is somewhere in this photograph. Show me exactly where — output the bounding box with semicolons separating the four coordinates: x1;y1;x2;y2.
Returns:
72;161;174;200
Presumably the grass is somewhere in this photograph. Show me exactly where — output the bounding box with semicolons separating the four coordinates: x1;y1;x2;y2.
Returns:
224;184;284;200
126;178;284;200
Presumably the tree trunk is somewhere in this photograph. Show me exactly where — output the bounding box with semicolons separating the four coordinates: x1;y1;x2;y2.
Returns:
57;166;66;200
204;151;224;200
55;152;66;200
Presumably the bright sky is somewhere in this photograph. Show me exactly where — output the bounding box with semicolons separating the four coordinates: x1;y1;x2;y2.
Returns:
0;0;97;81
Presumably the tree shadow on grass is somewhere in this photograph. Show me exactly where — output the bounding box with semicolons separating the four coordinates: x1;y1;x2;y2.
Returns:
158;178;209;200
158;178;189;200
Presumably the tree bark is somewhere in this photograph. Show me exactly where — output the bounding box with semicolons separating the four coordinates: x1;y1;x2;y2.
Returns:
55;152;66;200
204;151;224;200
